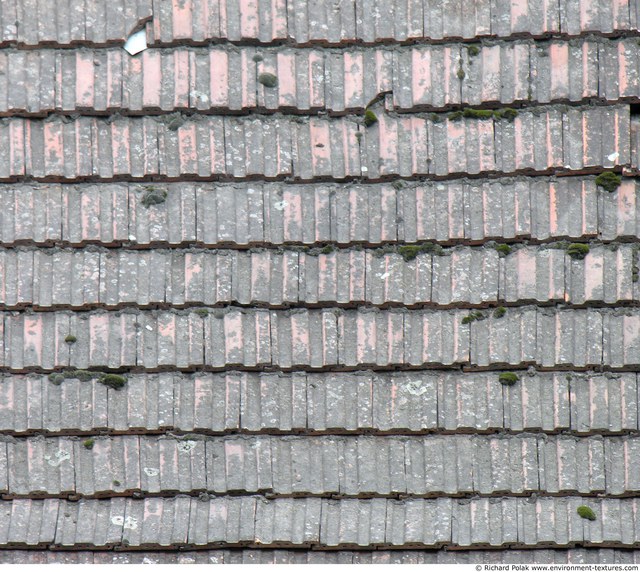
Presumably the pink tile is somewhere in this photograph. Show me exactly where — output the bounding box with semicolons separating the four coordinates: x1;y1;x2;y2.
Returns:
75;52;95;109
178;123;198;175
43;121;64;177
209;50;229;107
549;43;569;100
173;51;190;109
142;51;162;109
172;0;193;39
411;49;431;106
277;52;296;108
239;0;259;38
309;118;331;176
378;115;398;175
343;52;364;109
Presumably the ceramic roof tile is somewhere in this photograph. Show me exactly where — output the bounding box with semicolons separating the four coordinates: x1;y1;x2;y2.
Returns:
0;106;629;181
0;371;636;436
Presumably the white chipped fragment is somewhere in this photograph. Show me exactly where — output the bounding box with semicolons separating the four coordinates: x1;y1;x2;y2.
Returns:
111;516;124;526
145;325;153;331
123;29;147;55
45;450;71;467
405;380;428;396
379;272;390;279
128;235;137;241
177;440;197;453
608;151;620;162
273;200;288;211
143;467;159;477
361;166;368;172
142;558;158;565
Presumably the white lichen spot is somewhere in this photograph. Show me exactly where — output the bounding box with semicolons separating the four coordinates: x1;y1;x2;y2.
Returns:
143;467;160;477
142;557;158;564
273;200;288;211
111;515;138;530
177;440;197;453
608;151;620;162
145;325;153;331
379;272;390;279
45;450;71;467
405;380;428;396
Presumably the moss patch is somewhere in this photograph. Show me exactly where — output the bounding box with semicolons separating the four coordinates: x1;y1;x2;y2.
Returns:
65;369;97;382
141;188;167;208
83;438;95;450
258;72;278;88
64;334;77;344
577;505;596;520
467;44;480;57
462;311;485;325
566;243;590;260
448;108;519;122
98;374;127;390
595;171;622;193
364;109;378;127
193;308;210;318
457;67;465;80
48;373;65;385
398;242;442;261
498;372;519;386
320;244;336;255
494;243;512;257
493;306;507;319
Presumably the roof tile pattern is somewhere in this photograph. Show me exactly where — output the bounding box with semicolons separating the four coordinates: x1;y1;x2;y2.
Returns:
2;0;640;562
4;39;640;116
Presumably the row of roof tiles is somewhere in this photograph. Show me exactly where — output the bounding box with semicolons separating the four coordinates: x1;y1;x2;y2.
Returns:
0;548;637;564
0;178;637;247
2;0;638;47
0;106;629;181
3;433;640;498
3;39;640;115
0;243;636;310
0;370;634;436
3;307;640;370
0;496;638;548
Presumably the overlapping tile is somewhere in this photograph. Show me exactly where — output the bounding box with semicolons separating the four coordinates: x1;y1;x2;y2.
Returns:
0;106;628;181
2;433;639;499
4;39;640;116
2;177;639;248
0;371;636;436
0;496;636;549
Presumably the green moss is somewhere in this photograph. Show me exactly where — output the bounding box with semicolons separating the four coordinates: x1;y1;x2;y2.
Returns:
193;308;210;318
355;131;363;142
398;242;442;261
141;188;167;208
577;505;596;521
166;116;185;131
566;243;590;260
467;44;480;57
364;109;378;127
64;370;97;382
461;311;485;325
595;171;622;193
112;480;121;487
456;67;466;80
258;72;278;88
320;244;335;255
252;54;264;62
494;243;512;257
447;110;464;121
98;374;127;390
462;108;496;119
64;334;77;344
498;372;519;386
493;306;507;319
83;438;95;450
494;108;518;122
48;373;65;385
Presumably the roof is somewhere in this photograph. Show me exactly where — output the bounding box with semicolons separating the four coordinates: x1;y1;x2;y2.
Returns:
2;0;640;561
